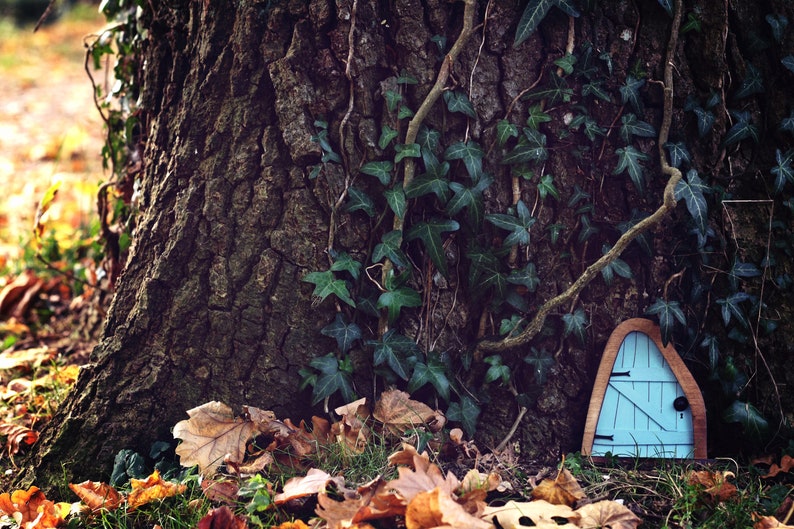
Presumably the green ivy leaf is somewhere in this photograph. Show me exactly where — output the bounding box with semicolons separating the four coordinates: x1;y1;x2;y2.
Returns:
446;176;491;228
302;270;355;307
398;105;415;120
379;125;399;150
780;111;794;135
716;292;752;328
664;142;691;168
514;0;555;47
527;104;552;130
396;69;418;84
765;14;788;43
408;355;451;402
385;188;407;220
582;81;611;102
360;161;394;185
724;111;759;146
377;286;422;323
368;329;419;381
484;355;511;385
443;89;477;118
405;218;460;277
523;347;554;385
599;244;633;285
501;129;548;165
620;76;645;114
674;169;709;234
344;187;375;217
444;141;484;181
373;230;409;268
445;396;480;437
496;119;519;145
555;0;580;18
329;250;361;280
728;257;761;291
733;63;764;99
538;174;559;201
645;298;685;346
567;184;591;208
507;262;540;292
692;107;715;137
384;90;402;113
486;200;536;247
721;401;770;442
783;55;794;74
562;308;588;345
320;313;362;353
700;334;721;374
620;113;656;142
395;143;421;163
614;145;649;193
404;173;451;202
577;214;599;243
771;149;794;194
522;74;574;105
309;353;355;405
417;126;442;168
554;53;577;75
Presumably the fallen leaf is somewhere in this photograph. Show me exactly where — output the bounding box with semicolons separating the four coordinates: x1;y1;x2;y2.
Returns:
282;416;332;457
405;487;492;529
196;506;248;529
0;347;57;371
0;271;41;318
530;468;586;507
335;397;369;418
274;468;343;505
273;521;312;529
34;180;62;245
201;479;240;504
0;422;39;458
237;450;274;475
687;470;738;504
373;389;437;435
576;500;642;529
481;499;580;529
0;486;67;528
387;446;459;502
126;470;187;510
68;481;123;512
173;401;259;475
754;514;794;528
761;455;794;479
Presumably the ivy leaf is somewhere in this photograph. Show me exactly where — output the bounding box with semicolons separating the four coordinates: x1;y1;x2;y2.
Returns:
733;63;764;99
379;125;399;150
577;214;599;243
620;113;656;142
728;257;761;291
664;142;691;168
700;334;721;374
501;130;548;165
692;107;715;137
443;89;477;118
722;401;770;442
486;200;536;247
620;76;645;114
567;184;591;208
496;119;519;145
582;81;611;102
674;169;709;234
444;141;484;181
600;244;633;285
483;355;511;385
614;145;649;193
377;287;423;323
320;313;362;353
360;161;394;186
405;218;460;277
397;105;415;120
527;104;552;130
302;270;355;307
404;173;451;202
555;0;580;18
383;90;402;113
538;174;559;201
522;74;574;105
394;143;421;163
766;14;788;43
373;230;409;268
446;176;491;228
507;262;540;292
344;187;375;217
309;354;355;404
780;111;794;135
554;53;577;75
562;308;588;345
385;188;407;220
523;347;554;385
656;0;672;17
329;250;361;280
771;149;794;194
396;69;418;84
417;126;442;170
783;55;794;74
514;0;555;47
368;329;419;381
645;298;686;346
716;292;752;328
467;249;505;299
445;396;480;437
408;354;451;402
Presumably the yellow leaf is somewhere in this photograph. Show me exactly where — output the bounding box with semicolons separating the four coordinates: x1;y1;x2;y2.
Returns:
34;180;62;245
68;481;123;512
173;401;259;476
127;470;187;511
0;486;67;528
530;469;585;507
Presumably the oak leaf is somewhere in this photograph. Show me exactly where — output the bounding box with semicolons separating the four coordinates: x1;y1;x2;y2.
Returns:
173;401;259;475
196;506;248;529
315;476;406;528
126;470;187;510
373;390;437;435
530;469;585;507
481;500;580;529
68;481;123;512
576;500;642;529
387;446;459;502
0;486;68;528
405;487;492;529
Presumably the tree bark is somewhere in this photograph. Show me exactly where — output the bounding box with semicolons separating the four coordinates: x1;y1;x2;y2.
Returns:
15;0;794;491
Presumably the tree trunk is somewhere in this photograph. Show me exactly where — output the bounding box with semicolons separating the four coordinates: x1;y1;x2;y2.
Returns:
16;0;794;491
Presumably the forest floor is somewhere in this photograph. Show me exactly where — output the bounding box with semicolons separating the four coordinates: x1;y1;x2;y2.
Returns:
0;7;791;529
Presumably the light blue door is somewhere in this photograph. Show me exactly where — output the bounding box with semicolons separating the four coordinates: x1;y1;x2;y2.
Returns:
591;331;695;458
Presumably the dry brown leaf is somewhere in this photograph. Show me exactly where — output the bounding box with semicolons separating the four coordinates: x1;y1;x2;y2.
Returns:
0;271;41;318
0;347;56;371
530;469;586;507
335;397;369;418
373;389;437;435
687;470;738;504
0;422;38;458
201;479;240;504
237;450;274;475
196;505;249;529
387;447;460;502
273;468;343;505
481;499;580;529
576;500;642;529
351;477;407;523
0;486;69;528
273;521;312;529
405;487;492;529
282;416;332;457
126;470;187;511
754;514;794;528
68;481;123;512
173;401;259;475
762;455;794;479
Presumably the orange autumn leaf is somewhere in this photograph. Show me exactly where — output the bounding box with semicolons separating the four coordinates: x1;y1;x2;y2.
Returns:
373;390;437;435
273;521;312;529
0;486;67;528
530;468;586;507
405;487;491;529
68;481;123;512
0;422;39;458
126;470;187;511
196;505;249;529
762;455;794;479
315;476;405;528
687;470;738;504
387;446;459;502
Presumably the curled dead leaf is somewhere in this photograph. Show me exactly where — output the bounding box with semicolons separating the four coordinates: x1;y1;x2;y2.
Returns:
68;481;123;512
196;505;249;529
405;487;492;529
576;500;642;529
687;470;738;504
373;389;437;436
274;468;342;505
387;446;459;503
126;470;187;511
530;469;586;507
761;455;794;479
753;514;794;528
0;486;68;528
0;422;38;458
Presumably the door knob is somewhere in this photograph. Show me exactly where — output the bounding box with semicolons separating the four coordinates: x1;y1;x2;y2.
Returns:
673;396;689;411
